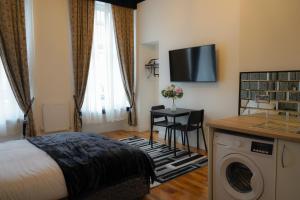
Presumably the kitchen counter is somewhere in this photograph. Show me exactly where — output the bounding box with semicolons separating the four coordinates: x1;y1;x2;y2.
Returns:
207;114;300;142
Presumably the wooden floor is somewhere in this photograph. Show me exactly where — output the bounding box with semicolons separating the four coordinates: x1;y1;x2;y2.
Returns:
102;130;208;200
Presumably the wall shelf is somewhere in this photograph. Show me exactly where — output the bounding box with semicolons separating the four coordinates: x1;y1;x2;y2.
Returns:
145;58;159;77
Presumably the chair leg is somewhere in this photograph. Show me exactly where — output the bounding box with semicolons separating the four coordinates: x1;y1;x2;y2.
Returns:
185;131;191;156
197;127;199;149
167;128;169;142
164;127;168;141
201;127;208;152
181;131;185;145
168;128;172;148
149;124;153;146
173;127;176;156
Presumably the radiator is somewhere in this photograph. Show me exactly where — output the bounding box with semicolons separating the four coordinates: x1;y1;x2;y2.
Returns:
42;104;70;133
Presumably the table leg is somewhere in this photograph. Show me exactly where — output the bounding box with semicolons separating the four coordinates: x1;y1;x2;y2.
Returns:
173;116;176;157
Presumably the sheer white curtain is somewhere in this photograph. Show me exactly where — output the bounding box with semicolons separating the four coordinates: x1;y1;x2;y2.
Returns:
82;2;129;124
0;59;23;139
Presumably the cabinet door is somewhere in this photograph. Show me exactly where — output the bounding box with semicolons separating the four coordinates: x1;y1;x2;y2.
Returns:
277;140;300;200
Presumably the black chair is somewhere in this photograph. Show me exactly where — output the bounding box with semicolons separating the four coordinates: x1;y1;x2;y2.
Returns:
175;110;207;154
150;105;175;144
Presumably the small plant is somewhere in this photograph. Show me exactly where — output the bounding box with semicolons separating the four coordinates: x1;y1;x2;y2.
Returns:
161;84;183;99
161;84;183;111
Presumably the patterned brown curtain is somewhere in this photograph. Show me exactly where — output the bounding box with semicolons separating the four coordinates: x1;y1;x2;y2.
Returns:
70;0;95;131
112;5;137;126
0;0;36;137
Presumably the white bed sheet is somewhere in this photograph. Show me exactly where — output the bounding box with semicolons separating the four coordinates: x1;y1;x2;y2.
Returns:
0;139;68;200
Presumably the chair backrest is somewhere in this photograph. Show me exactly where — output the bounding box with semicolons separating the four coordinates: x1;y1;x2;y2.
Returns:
151;105;165;111
151;105;166;120
187;110;204;126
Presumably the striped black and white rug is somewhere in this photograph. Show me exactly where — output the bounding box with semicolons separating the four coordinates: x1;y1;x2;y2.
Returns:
120;136;208;186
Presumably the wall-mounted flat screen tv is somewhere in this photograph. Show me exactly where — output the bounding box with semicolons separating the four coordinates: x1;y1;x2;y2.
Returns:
169;44;217;82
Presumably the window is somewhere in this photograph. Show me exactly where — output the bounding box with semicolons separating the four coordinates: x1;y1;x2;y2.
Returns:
0;59;23;139
82;2;128;124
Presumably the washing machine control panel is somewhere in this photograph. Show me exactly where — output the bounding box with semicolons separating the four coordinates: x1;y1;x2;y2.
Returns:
251;141;273;155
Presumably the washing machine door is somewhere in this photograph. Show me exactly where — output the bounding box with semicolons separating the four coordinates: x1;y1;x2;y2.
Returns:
220;153;264;200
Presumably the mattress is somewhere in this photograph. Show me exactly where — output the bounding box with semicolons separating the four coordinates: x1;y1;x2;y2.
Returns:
0;139;68;200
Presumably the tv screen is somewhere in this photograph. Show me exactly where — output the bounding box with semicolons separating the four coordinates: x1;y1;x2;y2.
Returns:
169;44;217;82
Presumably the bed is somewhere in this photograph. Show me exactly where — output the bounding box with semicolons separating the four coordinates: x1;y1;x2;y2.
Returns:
0;132;155;200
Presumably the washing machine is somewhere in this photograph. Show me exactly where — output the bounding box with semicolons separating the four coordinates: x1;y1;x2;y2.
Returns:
213;131;277;200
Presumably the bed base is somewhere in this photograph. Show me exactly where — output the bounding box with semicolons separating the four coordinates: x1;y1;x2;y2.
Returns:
62;176;150;200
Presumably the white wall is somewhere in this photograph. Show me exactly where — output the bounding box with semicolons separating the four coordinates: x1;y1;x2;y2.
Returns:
136;0;300;148
136;42;159;131
32;0;74;133
137;0;241;147
137;0;241;120
239;0;300;71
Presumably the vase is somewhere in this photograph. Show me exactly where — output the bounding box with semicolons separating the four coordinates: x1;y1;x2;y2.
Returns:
171;99;176;111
